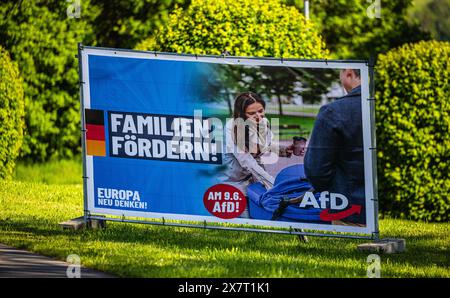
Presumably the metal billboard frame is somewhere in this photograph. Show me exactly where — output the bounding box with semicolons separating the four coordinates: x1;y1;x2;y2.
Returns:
77;43;379;241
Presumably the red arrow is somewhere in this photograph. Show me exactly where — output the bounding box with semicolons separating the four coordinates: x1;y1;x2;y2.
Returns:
320;205;362;221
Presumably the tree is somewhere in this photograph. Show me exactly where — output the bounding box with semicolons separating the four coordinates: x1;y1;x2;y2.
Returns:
289;0;431;59
0;0;97;161
90;0;189;49
407;0;450;41
137;0;328;58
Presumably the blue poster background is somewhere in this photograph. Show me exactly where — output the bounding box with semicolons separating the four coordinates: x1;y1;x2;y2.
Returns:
88;55;221;215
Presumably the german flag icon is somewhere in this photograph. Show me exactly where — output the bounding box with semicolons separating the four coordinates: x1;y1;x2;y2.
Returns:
85;109;106;156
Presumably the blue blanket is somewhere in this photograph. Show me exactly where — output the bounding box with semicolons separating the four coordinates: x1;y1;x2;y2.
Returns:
248;164;322;222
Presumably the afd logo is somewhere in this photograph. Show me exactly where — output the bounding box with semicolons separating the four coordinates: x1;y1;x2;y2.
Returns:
300;191;362;221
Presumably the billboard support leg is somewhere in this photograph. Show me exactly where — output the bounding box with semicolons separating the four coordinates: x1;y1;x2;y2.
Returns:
77;42;90;229
368;55;381;245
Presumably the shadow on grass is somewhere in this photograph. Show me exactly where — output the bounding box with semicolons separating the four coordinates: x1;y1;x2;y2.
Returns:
106;252;365;278
1;217;449;277
2;217;359;255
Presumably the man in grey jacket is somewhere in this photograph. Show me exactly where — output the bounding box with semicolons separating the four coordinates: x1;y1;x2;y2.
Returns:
304;69;365;225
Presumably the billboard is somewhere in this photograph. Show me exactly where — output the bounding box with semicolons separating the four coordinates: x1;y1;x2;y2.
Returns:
79;46;378;236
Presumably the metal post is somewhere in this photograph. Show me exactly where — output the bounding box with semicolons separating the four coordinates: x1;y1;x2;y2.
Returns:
294;228;309;242
76;45;376;241
368;56;380;240
304;0;310;20
77;42;89;228
89;215;373;240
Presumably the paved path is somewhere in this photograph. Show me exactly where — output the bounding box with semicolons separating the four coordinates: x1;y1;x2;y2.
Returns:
0;244;114;278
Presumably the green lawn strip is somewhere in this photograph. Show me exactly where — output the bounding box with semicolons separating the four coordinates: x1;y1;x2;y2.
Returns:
14;158;82;185
277;105;320;114
1;180;449;277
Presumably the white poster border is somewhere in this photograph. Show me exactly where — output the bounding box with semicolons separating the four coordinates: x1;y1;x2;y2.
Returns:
79;46;377;236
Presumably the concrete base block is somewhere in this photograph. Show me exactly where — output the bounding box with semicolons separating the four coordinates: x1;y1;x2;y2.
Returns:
59;216;107;230
59;216;85;231
357;238;406;254
89;217;106;230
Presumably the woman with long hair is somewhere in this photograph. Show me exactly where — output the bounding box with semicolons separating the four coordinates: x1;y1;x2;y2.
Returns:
221;92;294;217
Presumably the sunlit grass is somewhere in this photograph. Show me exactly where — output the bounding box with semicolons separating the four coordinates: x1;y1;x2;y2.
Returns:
14;157;82;185
1;177;449;277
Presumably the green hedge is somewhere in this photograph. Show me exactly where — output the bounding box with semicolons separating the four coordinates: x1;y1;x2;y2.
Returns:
137;0;328;58
376;40;450;222
0;46;25;179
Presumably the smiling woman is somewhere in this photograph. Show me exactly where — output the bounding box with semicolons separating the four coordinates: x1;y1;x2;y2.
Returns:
220;92;295;218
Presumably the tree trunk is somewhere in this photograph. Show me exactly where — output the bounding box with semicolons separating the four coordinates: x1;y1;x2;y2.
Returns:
277;94;283;116
226;93;232;116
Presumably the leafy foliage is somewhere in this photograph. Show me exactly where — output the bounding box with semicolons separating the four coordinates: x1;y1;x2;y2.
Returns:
407;0;450;41
90;0;189;49
0;0;97;161
306;0;431;59
137;0;328;59
0;46;25;179
137;0;329;115
376;40;450;222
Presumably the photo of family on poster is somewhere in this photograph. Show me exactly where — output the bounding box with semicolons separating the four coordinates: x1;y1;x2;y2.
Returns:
211;67;366;227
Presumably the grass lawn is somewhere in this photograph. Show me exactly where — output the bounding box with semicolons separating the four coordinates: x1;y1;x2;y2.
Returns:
266;104;320;115
1;159;449;278
14;157;82;184
267;114;315;140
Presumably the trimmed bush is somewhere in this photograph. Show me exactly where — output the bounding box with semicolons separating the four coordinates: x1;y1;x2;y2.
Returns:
0;46;25;179
376;40;450;222
137;0;328;58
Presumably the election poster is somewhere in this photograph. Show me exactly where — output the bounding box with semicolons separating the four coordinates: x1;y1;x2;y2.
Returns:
79;46;378;235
